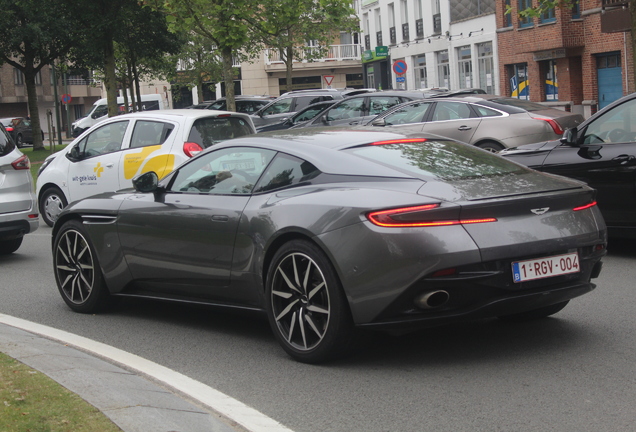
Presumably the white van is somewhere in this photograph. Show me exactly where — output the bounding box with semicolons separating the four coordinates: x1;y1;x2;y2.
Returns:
72;94;166;137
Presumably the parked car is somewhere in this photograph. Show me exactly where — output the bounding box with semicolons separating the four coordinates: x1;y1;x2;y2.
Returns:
185;101;214;109
295;91;436;129
367;95;584;152
499;91;636;238
50;127;606;363
205;96;274;114
255;100;336;132
0;123;38;254
250;89;346;128
37;109;256;227
0;117;42;148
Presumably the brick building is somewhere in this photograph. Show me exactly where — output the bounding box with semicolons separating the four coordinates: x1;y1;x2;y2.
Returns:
496;0;633;118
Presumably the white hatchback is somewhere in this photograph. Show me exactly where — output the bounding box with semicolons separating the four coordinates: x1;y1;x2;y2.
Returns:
37;109;255;226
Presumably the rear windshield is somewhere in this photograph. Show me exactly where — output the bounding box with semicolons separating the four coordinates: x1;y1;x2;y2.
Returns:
489;98;550;112
0;126;15;156
188;117;253;148
345;140;526;181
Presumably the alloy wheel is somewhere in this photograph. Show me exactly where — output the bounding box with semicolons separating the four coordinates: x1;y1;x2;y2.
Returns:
55;229;95;305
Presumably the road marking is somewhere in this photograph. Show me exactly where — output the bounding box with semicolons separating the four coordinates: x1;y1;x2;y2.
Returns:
0;313;294;432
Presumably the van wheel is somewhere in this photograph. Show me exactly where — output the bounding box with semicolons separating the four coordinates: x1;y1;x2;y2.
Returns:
40;187;68;227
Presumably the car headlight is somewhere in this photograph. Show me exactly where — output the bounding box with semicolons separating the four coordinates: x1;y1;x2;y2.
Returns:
38;157;54;176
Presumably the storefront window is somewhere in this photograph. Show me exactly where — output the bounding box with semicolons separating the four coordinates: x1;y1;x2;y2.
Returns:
437;50;450;89
478;42;494;93
414;54;427;89
510;63;529;99
457;46;472;88
545;60;558;101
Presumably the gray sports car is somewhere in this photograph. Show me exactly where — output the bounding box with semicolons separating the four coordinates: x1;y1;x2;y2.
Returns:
52;127;607;363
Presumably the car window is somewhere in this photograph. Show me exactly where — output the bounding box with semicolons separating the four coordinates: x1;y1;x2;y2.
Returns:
474;106;503;117
237;100;268;113
582;97;636;144
171;146;276;195
0;125;14;156
254;153;321;193
130;121;174;148
208;100;226;110
293;104;329;123
382;102;433;125
261;99;293;116
368;96;403;116
432;102;473;121
92;104;108;118
326;99;365;121
188;117;253;148
294;96;332;111
79;121;129;158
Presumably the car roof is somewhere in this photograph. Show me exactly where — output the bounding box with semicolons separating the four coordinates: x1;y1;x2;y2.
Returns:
115;109;253;121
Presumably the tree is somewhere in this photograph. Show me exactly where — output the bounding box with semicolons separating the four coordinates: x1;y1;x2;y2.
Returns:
248;0;358;93
0;0;78;150
154;0;257;111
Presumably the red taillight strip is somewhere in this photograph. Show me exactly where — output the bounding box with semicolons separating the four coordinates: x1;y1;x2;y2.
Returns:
531;115;564;135
367;204;497;227
370;138;428;146
573;201;597;211
11;154;30;170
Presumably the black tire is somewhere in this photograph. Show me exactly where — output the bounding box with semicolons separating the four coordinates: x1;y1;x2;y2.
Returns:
498;300;570;322
0;237;23;255
16;134;23;148
266;240;355;363
40;187;68;227
477;141;505;153
53;219;111;313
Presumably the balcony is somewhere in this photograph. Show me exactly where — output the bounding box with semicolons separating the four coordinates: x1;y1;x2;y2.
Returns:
390;27;397;45
402;23;410;41
264;44;363;65
416;19;424;38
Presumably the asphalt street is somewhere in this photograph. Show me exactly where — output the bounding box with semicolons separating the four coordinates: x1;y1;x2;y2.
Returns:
1;225;636;432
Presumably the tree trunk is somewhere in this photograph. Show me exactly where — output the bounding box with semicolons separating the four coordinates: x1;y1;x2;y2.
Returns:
24;63;44;151
222;46;236;111
285;45;294;93
103;39;119;117
133;57;142;112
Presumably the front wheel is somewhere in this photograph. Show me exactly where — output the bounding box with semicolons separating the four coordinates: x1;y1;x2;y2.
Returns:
266;240;355;363
53;219;111;313
498;300;570;322
40;187;68;227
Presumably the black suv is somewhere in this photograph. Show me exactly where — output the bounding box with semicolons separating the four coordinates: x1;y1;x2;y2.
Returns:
250;89;346;128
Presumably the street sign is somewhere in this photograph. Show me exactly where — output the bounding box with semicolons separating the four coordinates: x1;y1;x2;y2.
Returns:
392;60;408;75
324;75;334;86
375;46;389;57
61;94;72;104
396;77;405;83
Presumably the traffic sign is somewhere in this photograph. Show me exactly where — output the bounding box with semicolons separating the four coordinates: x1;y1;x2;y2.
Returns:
324;75;334;86
396;77;405;83
392;60;408;75
61;94;72;104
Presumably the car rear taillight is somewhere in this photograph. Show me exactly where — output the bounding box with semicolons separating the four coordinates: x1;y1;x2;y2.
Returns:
573;201;597;211
11;154;30;170
5;126;14;132
532;115;564;135
183;142;203;158
367;204;497;227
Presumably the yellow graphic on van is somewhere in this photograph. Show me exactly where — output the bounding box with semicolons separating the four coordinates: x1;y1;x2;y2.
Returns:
141;154;175;179
123;145;162;179
94;162;104;177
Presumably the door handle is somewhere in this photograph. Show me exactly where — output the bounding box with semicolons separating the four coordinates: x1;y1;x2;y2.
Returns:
612;154;636;165
211;215;229;222
458;126;472;131
105;163;114;168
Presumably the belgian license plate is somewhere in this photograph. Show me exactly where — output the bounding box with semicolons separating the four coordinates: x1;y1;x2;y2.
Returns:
512;252;579;283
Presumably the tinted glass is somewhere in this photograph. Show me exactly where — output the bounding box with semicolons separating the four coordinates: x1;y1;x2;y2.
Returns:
81;121;129;157
582;97;636;144
208;100;227;110
432;102;473;121
262;99;293;116
130;121;174;148
474;106;503;117
254;153;320;193
188;117;253;148
171;147;276;195
382;102;433;125
293;104;330;123
325;99;365;121
368;96;403;115
0;125;14;156
294;96;332;110
345;140;525;181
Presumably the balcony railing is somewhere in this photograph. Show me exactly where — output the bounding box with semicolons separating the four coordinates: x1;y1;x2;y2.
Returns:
364;34;371;50
433;13;442;34
402;23;410;41
264;44;363;65
416;19;424;37
390;27;397;45
66;77;101;86
376;31;383;46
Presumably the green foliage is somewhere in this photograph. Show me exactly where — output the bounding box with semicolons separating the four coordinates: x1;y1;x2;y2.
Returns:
510;0;577;19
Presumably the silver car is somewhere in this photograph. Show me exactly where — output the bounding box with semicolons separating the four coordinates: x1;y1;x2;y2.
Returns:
368;95;584;152
0;124;38;254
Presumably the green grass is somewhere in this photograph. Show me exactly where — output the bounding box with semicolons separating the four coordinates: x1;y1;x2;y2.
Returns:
0;352;122;432
22;145;68;182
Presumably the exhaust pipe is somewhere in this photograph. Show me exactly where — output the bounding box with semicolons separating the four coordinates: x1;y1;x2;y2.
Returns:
415;290;450;309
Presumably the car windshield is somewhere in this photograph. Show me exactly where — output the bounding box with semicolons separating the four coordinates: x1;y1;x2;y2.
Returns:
188;117;254;148
489;98;550;112
345;140;526;181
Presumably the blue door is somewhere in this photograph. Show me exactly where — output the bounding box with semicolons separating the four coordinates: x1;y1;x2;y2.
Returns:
597;53;623;110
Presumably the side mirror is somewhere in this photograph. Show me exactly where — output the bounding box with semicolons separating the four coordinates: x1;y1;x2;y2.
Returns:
371;118;386;127
560;127;578;146
66;144;82;162
133;171;159;193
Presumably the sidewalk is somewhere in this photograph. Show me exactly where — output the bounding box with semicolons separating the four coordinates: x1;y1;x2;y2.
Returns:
0;322;244;432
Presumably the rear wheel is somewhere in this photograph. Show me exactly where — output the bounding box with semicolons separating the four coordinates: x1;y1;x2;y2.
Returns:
477;141;505;153
0;237;23;255
40;187;68;227
266;240;355;363
53;219;111;313
498;300;570;322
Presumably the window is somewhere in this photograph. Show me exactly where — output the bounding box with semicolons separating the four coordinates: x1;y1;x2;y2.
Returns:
130;121;174;148
368;96;403;115
325;99;365;121
437;50;450;89
382;101;433;125
457;46;473;88
509;63;529;99
261;99;293;116
172;147;276;195
545;60;558;101
294;96;332;111
35;71;42;86
477;42;494;93
581;96;636;144
432;102;474;121
474;105;503;117
518;0;533;28
77;121;129;158
503;0;512;27
571;1;580;19
414;54;428;89
401;0;409;40
539;6;555;23
14;68;24;85
254;153;320;193
187;117;254;148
